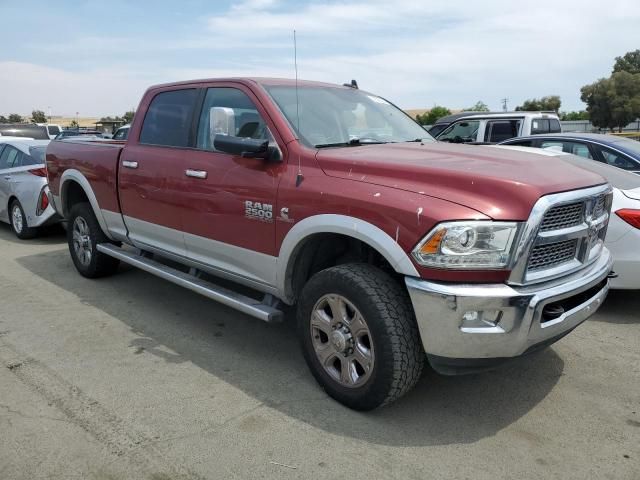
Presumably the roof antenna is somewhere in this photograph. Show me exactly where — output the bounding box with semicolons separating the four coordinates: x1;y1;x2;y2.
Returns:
343;79;358;89
294;30;304;187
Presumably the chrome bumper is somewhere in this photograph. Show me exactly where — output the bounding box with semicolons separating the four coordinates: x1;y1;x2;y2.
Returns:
405;248;613;364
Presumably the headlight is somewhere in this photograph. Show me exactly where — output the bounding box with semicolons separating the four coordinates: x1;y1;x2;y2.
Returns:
412;221;520;269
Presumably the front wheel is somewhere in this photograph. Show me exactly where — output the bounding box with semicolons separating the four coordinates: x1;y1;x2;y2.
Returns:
67;202;120;278
297;264;424;410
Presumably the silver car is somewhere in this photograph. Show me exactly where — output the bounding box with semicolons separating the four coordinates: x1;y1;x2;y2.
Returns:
0;139;60;238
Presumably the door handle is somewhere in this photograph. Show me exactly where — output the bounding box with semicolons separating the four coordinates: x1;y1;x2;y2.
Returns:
122;160;138;169
185;169;208;179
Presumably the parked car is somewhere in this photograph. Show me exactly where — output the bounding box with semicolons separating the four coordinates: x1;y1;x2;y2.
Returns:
113;124;130;140
499;132;640;174
46;77;613;410
430;111;561;144
0;139;60;238
493;145;640;290
55;129;105;140
0;124;50;140
36;123;63;139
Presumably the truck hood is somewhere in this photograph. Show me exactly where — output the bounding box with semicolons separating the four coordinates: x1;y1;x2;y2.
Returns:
316;142;606;220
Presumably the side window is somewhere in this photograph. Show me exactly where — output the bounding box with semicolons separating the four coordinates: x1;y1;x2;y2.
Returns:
565;142;592;159
437;120;480;143
549;118;561;133
139;89;198;147
597;147;639;171
540;141;564;153
507;140;533;147
0;146;20;169
196;87;271;151
531;119;550;134
485;120;520;143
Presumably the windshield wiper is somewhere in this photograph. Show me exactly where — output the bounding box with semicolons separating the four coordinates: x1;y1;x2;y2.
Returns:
315;138;387;148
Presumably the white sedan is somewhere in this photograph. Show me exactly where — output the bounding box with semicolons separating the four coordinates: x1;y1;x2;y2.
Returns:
0;138;61;239
492;146;640;289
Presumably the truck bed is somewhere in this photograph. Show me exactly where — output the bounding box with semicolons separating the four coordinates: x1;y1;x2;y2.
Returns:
46;139;124;214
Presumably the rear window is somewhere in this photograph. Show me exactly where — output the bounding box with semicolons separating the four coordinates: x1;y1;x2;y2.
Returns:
531;118;561;135
139;89;198;147
28;146;46;164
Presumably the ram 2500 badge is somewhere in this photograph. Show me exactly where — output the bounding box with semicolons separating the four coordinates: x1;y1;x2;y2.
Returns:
46;78;613;410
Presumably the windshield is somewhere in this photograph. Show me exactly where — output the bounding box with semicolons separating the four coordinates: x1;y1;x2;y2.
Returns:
47;126;61;135
614;136;640;156
264;85;434;148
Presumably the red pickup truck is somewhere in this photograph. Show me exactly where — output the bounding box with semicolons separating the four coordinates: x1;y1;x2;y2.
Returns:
46;78;614;410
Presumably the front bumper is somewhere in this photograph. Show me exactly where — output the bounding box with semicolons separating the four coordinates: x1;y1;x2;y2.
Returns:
405;248;613;374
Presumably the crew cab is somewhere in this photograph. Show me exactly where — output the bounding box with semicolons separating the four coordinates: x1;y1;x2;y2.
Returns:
46;78;613;410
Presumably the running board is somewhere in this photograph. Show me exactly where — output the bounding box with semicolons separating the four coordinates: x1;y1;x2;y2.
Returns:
96;243;283;323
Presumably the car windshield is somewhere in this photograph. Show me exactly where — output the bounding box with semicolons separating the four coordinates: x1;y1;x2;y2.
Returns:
613;136;640;157
29;146;46;164
264;85;434;148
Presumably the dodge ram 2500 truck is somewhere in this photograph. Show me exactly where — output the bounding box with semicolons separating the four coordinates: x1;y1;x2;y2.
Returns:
46;78;614;410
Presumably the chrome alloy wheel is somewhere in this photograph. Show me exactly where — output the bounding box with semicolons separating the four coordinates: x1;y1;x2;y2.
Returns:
310;294;375;388
72;216;92;266
11;204;23;234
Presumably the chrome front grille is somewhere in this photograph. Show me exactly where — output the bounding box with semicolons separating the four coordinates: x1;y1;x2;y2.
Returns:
540;202;583;232
528;239;578;271
509;185;612;285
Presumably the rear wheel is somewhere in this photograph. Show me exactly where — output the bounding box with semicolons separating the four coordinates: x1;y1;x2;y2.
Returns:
10;200;38;239
297;264;424;410
67;202;119;278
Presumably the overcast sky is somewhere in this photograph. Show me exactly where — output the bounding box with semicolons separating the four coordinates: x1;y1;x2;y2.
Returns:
1;0;638;117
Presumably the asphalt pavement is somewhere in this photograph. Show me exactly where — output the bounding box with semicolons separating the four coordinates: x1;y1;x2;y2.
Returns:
0;223;638;480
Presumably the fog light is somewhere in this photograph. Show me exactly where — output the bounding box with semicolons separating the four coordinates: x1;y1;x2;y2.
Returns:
460;310;503;332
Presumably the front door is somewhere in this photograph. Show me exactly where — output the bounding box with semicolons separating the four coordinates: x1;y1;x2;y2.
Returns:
178;85;287;286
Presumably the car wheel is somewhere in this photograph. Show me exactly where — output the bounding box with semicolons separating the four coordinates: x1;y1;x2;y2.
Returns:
297;263;424;410
10;200;38;239
67;202;120;278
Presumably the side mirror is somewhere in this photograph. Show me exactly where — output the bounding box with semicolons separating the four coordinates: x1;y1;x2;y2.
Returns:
213;135;281;162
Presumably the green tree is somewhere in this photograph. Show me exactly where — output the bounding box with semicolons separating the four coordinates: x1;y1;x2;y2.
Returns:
416;106;451;125
613;49;640;75
122;110;135;123
560;111;590;121
580;71;640;132
69;119;79;128
465;101;489;112
7;113;23;123
0;115;8;123
516;95;561;112
31;110;47;123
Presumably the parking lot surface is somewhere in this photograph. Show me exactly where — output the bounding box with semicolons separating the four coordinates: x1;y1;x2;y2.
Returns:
0;224;638;480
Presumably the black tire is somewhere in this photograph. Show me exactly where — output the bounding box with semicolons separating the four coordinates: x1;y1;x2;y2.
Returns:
67;202;120;278
9;200;38;239
297;264;424;410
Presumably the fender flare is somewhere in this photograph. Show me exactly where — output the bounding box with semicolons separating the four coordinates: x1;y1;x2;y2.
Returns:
59;169;114;240
276;214;419;301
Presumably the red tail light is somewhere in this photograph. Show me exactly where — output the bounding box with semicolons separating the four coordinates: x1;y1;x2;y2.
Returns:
615;209;640;229
28;167;48;177
40;190;49;211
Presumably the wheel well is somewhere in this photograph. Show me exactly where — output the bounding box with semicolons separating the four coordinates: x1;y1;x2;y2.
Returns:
62;180;89;217
286;233;400;303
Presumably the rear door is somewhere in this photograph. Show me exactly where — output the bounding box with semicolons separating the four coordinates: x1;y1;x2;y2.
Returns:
484;119;522;143
118;87;199;256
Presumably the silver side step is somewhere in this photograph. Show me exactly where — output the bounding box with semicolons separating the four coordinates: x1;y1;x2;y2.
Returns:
96;243;283;323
